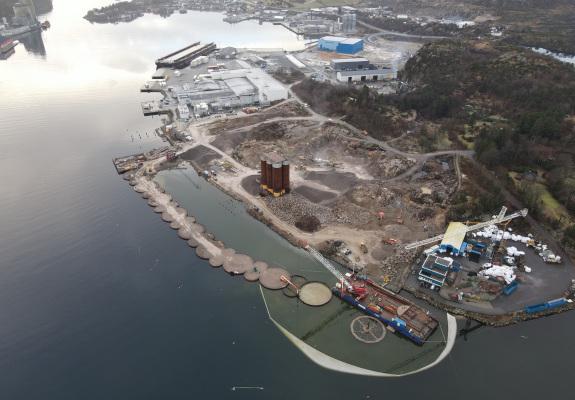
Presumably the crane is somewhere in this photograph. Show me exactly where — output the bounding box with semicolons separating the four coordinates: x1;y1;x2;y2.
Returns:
305;245;353;290
404;206;528;250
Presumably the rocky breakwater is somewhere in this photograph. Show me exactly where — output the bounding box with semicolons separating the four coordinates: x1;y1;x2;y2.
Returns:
128;174;290;289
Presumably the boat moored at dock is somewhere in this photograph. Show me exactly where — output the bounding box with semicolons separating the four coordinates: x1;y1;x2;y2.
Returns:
332;274;438;345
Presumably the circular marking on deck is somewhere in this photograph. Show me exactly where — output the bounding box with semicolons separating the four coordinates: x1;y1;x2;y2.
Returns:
259;268;290;290
178;227;192;240
298;282;332;306
191;223;205;234
161;212;173;222
154;205;166;213
350;316;386;344
187;238;199;248
209;255;224;268
223;254;253;275
282;274;307;298
170;221;181;230
195;245;210;260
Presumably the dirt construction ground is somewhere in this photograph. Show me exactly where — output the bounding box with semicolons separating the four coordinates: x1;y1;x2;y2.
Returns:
184;102;461;284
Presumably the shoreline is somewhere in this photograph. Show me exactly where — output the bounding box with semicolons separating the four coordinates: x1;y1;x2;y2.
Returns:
152;155;575;327
126;161;456;376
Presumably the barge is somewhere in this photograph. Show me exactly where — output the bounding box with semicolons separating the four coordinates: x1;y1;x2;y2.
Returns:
333;274;438;345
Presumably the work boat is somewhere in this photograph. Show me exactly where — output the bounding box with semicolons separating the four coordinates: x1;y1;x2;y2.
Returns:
333;274;438;345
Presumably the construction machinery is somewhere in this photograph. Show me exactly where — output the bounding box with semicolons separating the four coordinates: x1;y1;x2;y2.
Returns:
404;206;528;250
383;238;398;245
306;245;353;290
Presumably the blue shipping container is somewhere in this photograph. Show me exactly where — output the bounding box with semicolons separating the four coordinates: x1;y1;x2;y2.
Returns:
547;298;567;308
503;281;518;295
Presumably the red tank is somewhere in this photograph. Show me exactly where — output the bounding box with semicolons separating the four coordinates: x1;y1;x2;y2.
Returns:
260;158;268;188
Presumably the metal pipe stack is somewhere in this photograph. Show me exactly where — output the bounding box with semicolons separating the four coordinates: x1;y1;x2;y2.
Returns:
260;156;290;197
282;160;290;194
260;158;268;189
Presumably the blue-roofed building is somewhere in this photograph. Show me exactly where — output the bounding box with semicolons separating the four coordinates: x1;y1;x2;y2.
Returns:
318;36;346;51
318;36;364;54
337;38;364;54
418;254;453;289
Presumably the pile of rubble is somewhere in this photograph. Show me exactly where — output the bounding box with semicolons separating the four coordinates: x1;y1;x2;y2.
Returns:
368;155;415;179
263;192;346;227
347;184;396;208
376;250;418;280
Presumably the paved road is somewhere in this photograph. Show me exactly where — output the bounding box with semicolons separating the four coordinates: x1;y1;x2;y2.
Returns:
357;19;449;42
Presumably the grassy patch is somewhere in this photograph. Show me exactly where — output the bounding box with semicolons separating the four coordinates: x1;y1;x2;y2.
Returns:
509;172;572;226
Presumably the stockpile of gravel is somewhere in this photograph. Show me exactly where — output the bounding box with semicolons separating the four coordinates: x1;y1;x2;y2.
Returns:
263;192;343;226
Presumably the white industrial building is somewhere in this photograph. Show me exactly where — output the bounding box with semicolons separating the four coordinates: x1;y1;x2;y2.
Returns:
331;58;369;71
176;104;190;120
170;67;288;112
336;69;394;83
210;68;288;106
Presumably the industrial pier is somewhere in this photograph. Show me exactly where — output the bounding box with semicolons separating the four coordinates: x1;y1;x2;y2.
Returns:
155;41;216;69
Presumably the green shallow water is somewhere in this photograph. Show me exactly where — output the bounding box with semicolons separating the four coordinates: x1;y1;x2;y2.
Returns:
156;166;450;374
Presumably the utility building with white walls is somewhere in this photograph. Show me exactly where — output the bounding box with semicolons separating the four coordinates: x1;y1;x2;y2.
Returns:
336;68;394;83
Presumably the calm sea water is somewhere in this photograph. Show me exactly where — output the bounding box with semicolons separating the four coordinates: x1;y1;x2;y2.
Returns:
1;1;574;399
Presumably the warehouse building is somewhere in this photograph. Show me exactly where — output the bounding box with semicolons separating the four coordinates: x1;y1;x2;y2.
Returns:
318;36;345;51
331;58;369;71
336;68;394;83
318;36;364;54
176;104;190;121
439;222;468;255
337;38;363;54
170;68;288;112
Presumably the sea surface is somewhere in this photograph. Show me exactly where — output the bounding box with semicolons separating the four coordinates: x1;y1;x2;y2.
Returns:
1;0;574;398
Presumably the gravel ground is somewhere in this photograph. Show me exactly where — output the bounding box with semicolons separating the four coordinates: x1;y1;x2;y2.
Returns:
180;145;222;171
304;170;360;191
293;185;337;204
